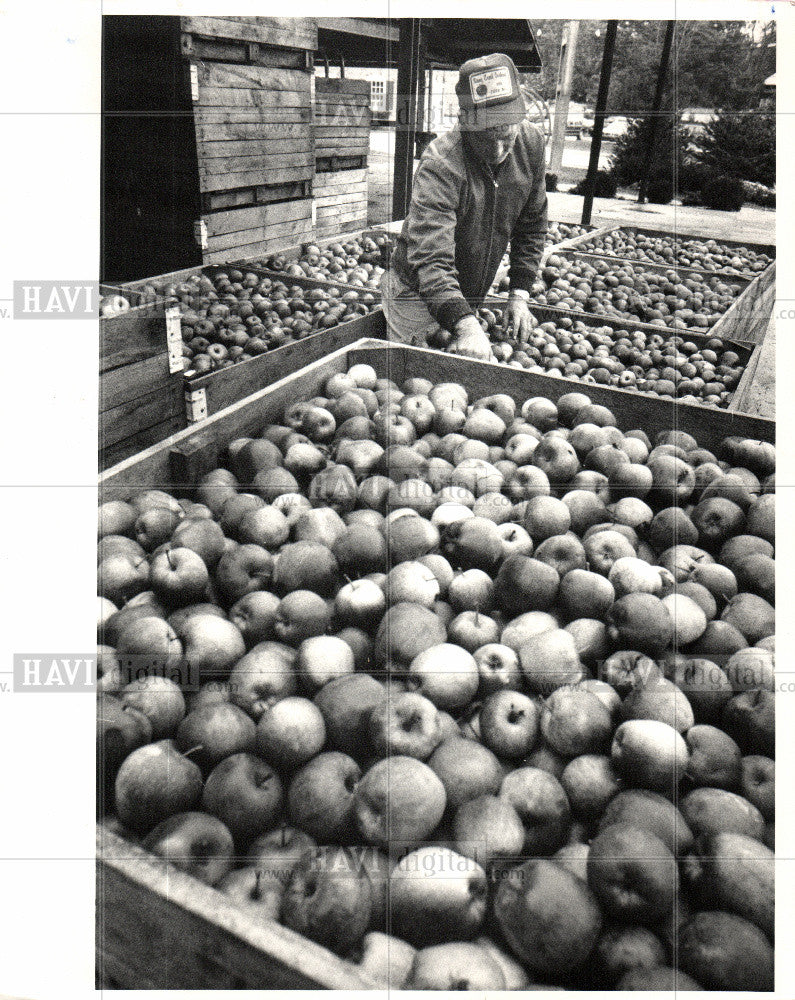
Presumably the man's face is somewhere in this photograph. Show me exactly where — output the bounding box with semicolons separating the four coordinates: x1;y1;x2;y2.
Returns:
465;122;521;165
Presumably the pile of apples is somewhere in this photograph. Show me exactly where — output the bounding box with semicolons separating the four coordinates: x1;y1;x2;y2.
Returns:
578;231;774;277
255;235;392;290
489;223;593;295
533;255;745;331
134;269;378;377
469;306;744;407
98;365;775;991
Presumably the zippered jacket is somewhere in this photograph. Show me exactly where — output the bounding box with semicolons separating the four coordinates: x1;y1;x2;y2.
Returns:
389;120;548;333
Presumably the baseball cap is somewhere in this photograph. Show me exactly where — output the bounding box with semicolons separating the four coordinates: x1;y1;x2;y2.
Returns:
455;53;527;130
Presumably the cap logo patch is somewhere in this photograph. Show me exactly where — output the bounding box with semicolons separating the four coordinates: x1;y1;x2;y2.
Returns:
469;66;514;104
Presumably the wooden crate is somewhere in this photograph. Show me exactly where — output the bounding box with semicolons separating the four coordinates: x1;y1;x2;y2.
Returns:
100;338;773;504
729;313;775;418
573;225;775;278
710;262;776;346
102;17;318;282
99;286;186;470
314;77;371;170
108;263;385;425
98;338;773;985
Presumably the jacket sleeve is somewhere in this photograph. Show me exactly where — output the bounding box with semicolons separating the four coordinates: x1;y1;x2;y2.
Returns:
507;128;549;294
402;155;475;333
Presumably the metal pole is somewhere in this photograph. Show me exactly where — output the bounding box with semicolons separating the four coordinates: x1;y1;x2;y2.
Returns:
392;18;422;222
637;20;676;203
549;21;580;176
581;20;618;226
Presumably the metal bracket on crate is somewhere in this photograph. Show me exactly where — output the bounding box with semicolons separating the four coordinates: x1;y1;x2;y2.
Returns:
194;219;208;250
185;386;208;424
165;307;184;374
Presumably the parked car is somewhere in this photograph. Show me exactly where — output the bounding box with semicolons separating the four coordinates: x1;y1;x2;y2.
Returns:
601;116;631;141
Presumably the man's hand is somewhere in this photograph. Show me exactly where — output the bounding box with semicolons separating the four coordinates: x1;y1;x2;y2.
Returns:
452;315;492;362
502;293;534;342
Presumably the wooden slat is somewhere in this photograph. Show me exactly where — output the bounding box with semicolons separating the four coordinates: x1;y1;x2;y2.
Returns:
195;87;312;110
198;138;313;159
195;122;313;143
729;315;775;418
189;313;385;418
314;191;368;208
100;337;773;502
316;77;370;96
97;827;379;989
199;163;314;193
314;125;371;138
205;216;315;255
100;380;185;450
709;262;776;345
100;415;186;473
194;107;311;126
196;63;311;94
199;152;314;177
202;232;314;264
99;354;174;413
314;170;367;192
203;199;312;238
100;309;170;373
181;16;317;51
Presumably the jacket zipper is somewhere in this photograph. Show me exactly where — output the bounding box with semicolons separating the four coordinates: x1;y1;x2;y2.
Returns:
480;172;498;300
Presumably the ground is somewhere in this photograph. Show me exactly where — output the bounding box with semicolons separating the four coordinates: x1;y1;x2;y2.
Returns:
366;129;775;246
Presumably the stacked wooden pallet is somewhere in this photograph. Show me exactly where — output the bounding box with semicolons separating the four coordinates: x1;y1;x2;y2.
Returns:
102;16;318;280
313;78;371;237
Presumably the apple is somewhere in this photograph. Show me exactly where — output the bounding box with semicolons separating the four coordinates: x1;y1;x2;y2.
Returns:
217;865;283;920
598;788;694;856
541;688;613;757
288;750;362;843
407;643;479;710
608;593;673;655
134;507;181;552
611;719;689;792
246;824;317;882
273;541;339;597
296;635;355;692
121;675;185;740
227;641;297;719
560;754;621;821
333;579;386;630
473;643;522;696
408;942;506;990
621;675;695;734
170;517;226;572
740;756;774;820
142;811;234;885
443;517;504;574
356;931;416;988
201;752;284;847
677;911;773;991
175;613;246;680
282;845;371;955
114;739;203;834
559;568;615;619
494;554;560;615
679;786;765;841
389;846;489;944
720;593;774;645
215;544;273;605
228;591;280;647
367;690;443;760
115;616;183;677
274;590;331;645
494;859;602;978
384;560;440;608
479;690;539;758
175;702;256;774
355;755;446;851
98;551;150;606
374;602;447;668
588;822;677;922
219;493;265;536
519;628;584;695
532;436;580;483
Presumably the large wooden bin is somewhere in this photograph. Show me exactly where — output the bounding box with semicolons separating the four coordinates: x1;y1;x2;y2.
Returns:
98;339;773;986
102;16;318;281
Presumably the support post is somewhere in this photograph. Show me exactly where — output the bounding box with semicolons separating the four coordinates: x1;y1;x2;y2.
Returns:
392;18;422;222
549;21;580;176
581;20;618;226
637;20;676;204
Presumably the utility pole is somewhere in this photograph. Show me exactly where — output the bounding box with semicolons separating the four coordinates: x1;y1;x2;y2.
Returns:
392;19;422;221
549;21;580;177
581;20;618;226
637;20;676;204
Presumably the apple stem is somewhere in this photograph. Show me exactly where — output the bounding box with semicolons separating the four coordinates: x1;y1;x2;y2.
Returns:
253;869;263;900
182;744;204;757
167;550;175;570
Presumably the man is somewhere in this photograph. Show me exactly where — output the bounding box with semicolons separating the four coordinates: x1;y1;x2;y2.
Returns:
381;52;548;361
